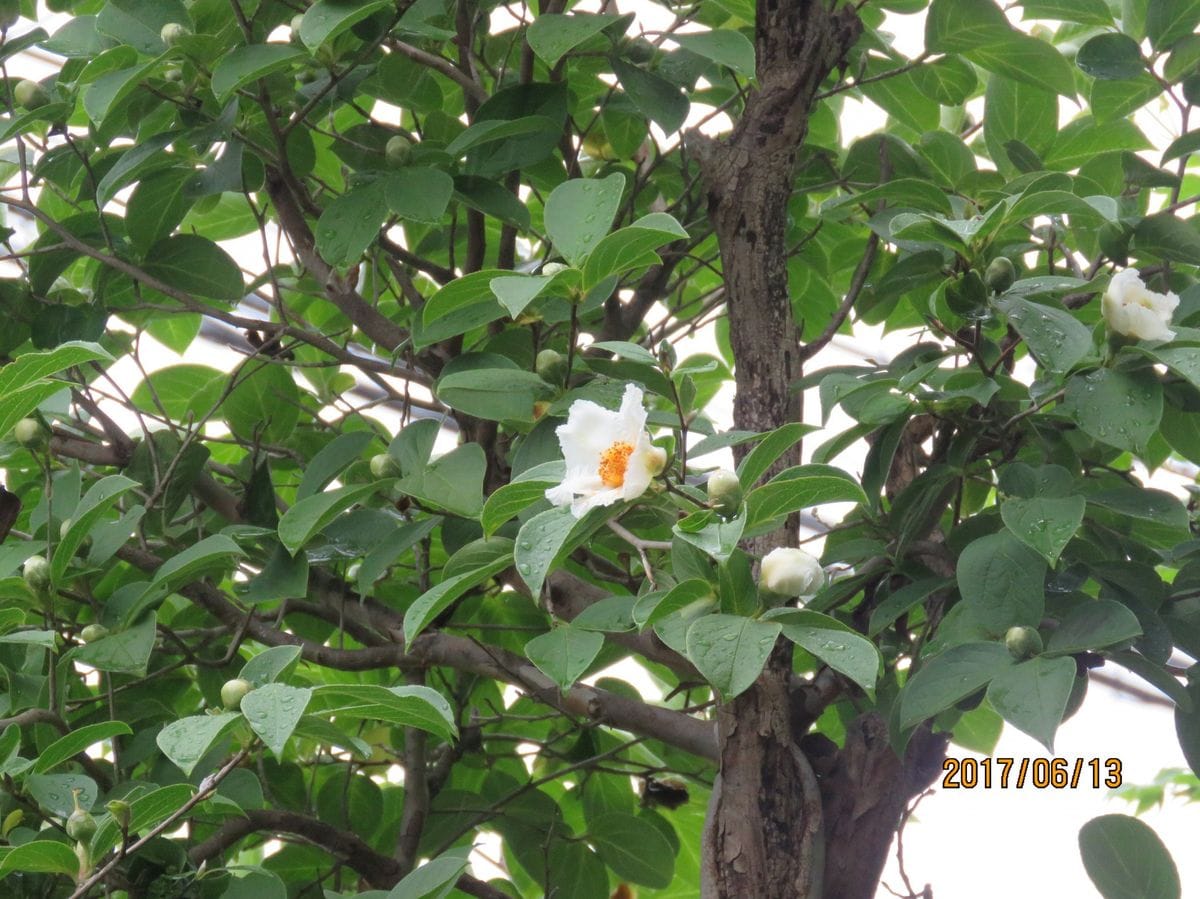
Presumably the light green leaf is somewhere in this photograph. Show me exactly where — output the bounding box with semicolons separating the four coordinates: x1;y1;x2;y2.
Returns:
385;855;470;899
745;465;867;527
385;167;454;223
212;44;306;102
240;645;303;686
311;685;457;742
899;642;1015;728
84;60;157;124
544;174;625;267
482;479;555;537
581;213;688;289
1047;600;1142;655
1148;0;1200;51
672;30;755;76
403;550;514;647
156;712;242;776
435;368;551;421
297;432;376;500
526;13;624;65
0;841;79;878
588;812;675;888
995;296;1093;373
525;625;605;691
1001;494;1085;565
300;0;392;50
278;483;382;555
1079;815;1181;899
987;656;1075;751
957;531;1046;632
315;185;389;268
34;721;132;775
514;506;595;595
685;614;782;699
143;234;245;302
52;475;139;587
241;684;313;757
71;613;157;674
612;57;690;134
766;609;881;692
144;534;244;599
1063;368;1162;453
91;784;196;859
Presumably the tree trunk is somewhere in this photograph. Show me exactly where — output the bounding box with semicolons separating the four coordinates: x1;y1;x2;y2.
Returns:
690;2;917;896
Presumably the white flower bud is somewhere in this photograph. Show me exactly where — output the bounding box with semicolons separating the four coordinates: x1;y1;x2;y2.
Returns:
1102;269;1178;342
760;547;824;599
706;468;742;517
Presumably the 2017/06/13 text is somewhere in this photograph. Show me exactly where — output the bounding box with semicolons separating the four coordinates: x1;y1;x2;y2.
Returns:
941;757;1123;790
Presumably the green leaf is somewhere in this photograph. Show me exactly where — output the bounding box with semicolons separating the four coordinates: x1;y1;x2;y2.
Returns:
0;342;111;437
766;609;881;692
1086;486;1191;548
957;531;1046;632
403;550;514;647
736;422;817;488
240;645;303;686
745;465;867;527
636;578;714;630
544;174;625;267
1079;814;1181;899
995;296;1092;373
417;269;508;346
967;30;1077;96
527;13;623;65
482;479;555;537
127;168;197;256
1000;494;1085;565
435;368;551;421
71;613;157;674
489;274;556;319
385;855;470;899
300;0;392;50
212;44;306;103
358;517;441;595
1077;33;1145;80
672;509;745;563
27;773;96;816
672;30;755;76
241;684;313;757
868;577;953;637
278;483;382;555
612;57;690;134
1020;0;1114;26
588;812;675;888
51;475;138;586
685;614;782;700
91;784;196;859
0;841;79;878
514;506;595;595
1047;600;1142;655
297;432;376;500
1148;0;1200;51
144;534;244;601
33;721;132;775
1132;213;1200;265
899;642;1015;728
983;74;1058;174
83;60;157;125
525;625;605;691
398;443;486;519
581;213;688;289
143;234;245;302
926;0;1010;52
311;685;457;742
130;363;225;421
1063;368;1162;453
384;168;454;223
986;656;1075;751
315;185;389;268
910;55;978;105
156;712;242;776
224;364;301;444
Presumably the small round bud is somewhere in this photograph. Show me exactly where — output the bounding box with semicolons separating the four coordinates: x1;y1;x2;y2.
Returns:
385;134;411;168
163;66;184;83
535;348;568;385
1005;625;1043;660
657;339;677;371
66;807;96;841
624;37;657;64
760;547;824;599
985;256;1016;294
159;22;190;47
13;417;44;448
105;800;131;829
646;445;668;477
13;79;48;110
80;624;109;643
221;678;253;710
369;453;400;478
23;555;51;595
540;262;569;277
532;400;552;420
706;468;742;518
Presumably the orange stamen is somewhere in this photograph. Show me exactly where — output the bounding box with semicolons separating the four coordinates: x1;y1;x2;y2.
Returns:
598;442;634;488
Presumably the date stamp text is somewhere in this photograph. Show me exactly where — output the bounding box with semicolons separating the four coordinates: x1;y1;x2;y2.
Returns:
942;757;1122;790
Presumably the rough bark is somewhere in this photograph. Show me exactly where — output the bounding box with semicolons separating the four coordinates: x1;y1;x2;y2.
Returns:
690;2;866;897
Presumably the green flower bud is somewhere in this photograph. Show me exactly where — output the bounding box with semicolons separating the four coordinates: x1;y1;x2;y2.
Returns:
657;339;677;371
385;134;411;168
535;348;569;385
985;256;1016;294
221;677;253;710
163;66;184;83
80;624;109;643
1005;625;1043;660
66;807;96;841
13;416;45;448
706;468;742;518
23;555;51;595
0;0;19;30
105;799;131;830
541;262;569;277
159;22;190;47
369;453;400;478
12;79;47;110
624;37;657;64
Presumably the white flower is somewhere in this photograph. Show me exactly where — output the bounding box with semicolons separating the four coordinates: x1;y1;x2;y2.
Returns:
545;384;667;518
760;547;825;598
1102;269;1179;342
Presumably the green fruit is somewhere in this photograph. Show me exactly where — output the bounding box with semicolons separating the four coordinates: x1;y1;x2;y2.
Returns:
535;348;568;385
706;468;743;518
624;37;657;64
221;678;253;710
13;417;44;448
80;624;109;643
985;256;1016;294
1062;670;1088;722
12;79;47;110
23;555;50;595
66;807;97;841
370;453;400;478
1005;625;1043;660
160;22;190;47
385;134;412;168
